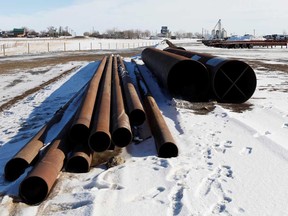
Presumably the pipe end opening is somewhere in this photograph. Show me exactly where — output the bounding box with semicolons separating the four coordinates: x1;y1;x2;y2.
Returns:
112;127;132;147
158;142;178;158
66;156;90;173
89;131;111;152
129;109;146;126
168;60;209;101
5;158;29;181
69;124;89;143
19;176;48;205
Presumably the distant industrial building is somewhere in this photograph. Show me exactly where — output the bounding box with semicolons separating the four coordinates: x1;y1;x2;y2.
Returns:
157;26;171;38
0;28;26;37
211;19;227;39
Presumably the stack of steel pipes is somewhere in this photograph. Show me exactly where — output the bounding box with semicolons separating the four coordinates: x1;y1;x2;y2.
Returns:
5;54;178;205
142;47;257;103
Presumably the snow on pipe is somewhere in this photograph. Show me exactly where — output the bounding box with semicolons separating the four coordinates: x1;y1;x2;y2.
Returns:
88;55;113;152
134;64;178;158
164;48;257;103
118;56;146;126
65;143;93;173
111;56;132;147
4;83;87;182
19;117;74;205
69;56;107;144
141;47;210;102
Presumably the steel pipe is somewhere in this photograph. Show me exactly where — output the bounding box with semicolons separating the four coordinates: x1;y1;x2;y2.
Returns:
134;64;178;158
5;125;49;182
65;143;93;173
4;84;86;182
141;47;209;102
164;48;257;103
164;39;185;50
19;117;74;205
69;57;107;143
118;56;146;126
111;56;132;147
89;55;112;152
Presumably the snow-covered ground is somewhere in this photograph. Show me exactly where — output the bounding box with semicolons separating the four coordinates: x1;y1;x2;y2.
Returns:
0;39;288;215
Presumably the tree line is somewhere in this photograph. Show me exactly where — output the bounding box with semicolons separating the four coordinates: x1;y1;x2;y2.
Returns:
1;26;203;39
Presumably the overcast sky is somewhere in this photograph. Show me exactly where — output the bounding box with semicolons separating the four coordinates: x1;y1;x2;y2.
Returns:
0;0;287;36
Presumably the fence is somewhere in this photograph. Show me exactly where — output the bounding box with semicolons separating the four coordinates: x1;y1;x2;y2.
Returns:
0;39;160;56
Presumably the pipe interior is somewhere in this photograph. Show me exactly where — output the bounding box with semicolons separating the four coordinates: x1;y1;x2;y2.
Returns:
129;109;146;126
89;131;111;152
167;60;209;101
112;127;132;147
158;142;178;158
66;156;90;173
19;176;48;205
69;124;89;143
5;158;29;181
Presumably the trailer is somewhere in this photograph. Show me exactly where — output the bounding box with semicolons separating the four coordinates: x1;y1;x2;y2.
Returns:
202;39;288;49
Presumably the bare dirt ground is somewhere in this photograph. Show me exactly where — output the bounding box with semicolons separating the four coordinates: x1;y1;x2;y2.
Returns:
247;60;288;73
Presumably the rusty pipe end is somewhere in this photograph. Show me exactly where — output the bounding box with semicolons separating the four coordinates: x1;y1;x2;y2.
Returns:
66;155;91;173
129;108;146;126
69;124;89;143
167;60;209;101
112;127;132;147
158;142;178;158
19;176;48;205
89;131;111;152
5;158;29;181
214;60;257;103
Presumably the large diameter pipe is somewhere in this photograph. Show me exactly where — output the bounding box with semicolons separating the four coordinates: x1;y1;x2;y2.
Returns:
111;56;132;147
4;84;86;182
164;48;257;103
118;56;146;126
89;55;112;152
69;57;107;143
134;65;178;158
141;47;209;102
19;118;73;205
